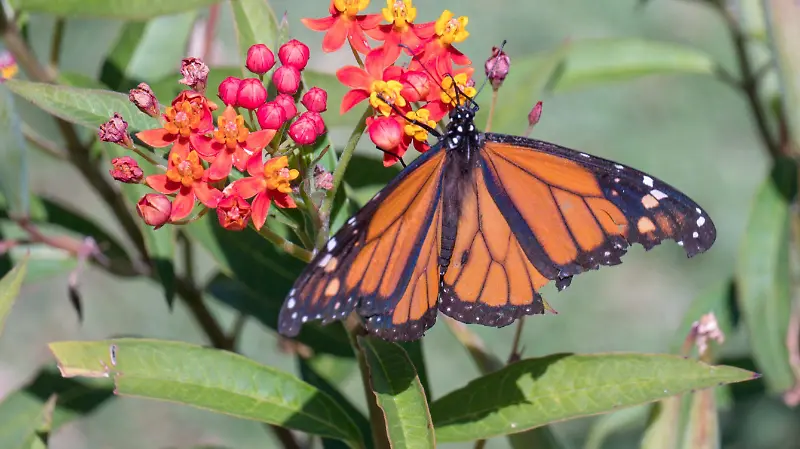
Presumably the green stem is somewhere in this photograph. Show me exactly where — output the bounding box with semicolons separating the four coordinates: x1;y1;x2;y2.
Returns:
255;223;313;263
316;106;371;248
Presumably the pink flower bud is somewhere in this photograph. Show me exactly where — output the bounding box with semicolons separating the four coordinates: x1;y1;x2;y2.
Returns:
288;117;318;145
400;71;430;102
137;193;172;229
368;116;403;152
279;39;310;70
272;66;301;95
300;111;325;135
129;83;160;117
485;47;511;90
218;76;242;107
237;78;267;110
98;113;134;149
217;195;251;231
313;165;333;190
301;87;327;112
178;57;209;93
110;156;143;183
246;44;276;75
274;93;298;119
256;101;287;130
528;101;543;128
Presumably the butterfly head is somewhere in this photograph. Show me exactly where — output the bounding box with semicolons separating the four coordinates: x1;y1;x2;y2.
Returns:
444;104;479;151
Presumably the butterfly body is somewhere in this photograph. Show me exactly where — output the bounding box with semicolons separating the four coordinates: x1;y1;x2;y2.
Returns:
278;104;716;342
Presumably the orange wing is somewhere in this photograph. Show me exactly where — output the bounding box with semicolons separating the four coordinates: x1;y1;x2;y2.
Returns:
279;148;445;341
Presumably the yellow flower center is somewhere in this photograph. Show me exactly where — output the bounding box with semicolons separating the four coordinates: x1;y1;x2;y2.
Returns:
383;0;416;31
214;113;249;150
334;0;370;18
434;10;469;46
164;101;199;138
369;80;407;116
166;150;204;187
440;74;476;107
264;156;300;193
404;109;436;141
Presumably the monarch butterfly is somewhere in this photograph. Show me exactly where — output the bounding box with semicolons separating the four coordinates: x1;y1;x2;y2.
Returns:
278;95;716;342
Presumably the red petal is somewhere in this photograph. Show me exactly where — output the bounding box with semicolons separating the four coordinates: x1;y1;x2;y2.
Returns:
413;22;436;39
357;13;384;30
246;154;265;177
136;128;175;148
270;191;297;209
195;108;214;133
364;24;389;41
379;35;402;67
336;66;372;89
322;18;348;52
382;151;399;167
190;134;219;159
145;174;179;194
364;49;386;79
450;47;471;66
207;149;234;181
230;177;264;199
347;26;372;55
250;192;271;230
170;188;195;221
340;89;370;115
245;129;276;152
194;182;223;208
302;16;336;31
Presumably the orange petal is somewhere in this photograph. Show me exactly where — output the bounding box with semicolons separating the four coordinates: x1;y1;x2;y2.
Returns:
336;66;372;89
230;177;264;199
270;191;297;209
190;134;219;159
348;25;373;55
145;174;180;194
250;192;271;230
302;16;336;32
194;182;223;208
170;188;195;221
364;48;386;79
207;149;234;182
136;128;175;148
245;129;276;152
322;17;349;52
357;13;384;30
246;154;265;177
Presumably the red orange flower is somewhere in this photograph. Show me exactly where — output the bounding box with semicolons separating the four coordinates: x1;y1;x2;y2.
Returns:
217;195;252;231
229;156;299;230
145;147;223;222
413;10;471;77
136;90;215;156
337;49;406;116
302;0;382;54
191;105;275;181
366;0;431;67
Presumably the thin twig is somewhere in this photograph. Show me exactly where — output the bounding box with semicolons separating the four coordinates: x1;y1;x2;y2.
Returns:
49;19;64;72
256;224;314;263
22;123;67;160
507;317;526;364
485;89;499;132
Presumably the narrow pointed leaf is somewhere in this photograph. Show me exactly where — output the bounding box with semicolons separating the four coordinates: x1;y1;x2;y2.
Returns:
0;257;28;337
14;0;223;20
231;0;279;74
551;39;716;92
49;339;364;447
0;84;29;217
763;0;800;155
736;160;797;392
358;336;435;449
430;353;757;442
5;80;159;133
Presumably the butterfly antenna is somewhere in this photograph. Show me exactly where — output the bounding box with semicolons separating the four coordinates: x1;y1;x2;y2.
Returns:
473;40;508;104
376;148;407;168
376;93;442;138
398;43;478;112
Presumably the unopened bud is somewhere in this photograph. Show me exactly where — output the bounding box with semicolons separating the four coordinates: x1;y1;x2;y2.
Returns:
137;193;172;229
178;57;209;93
485;47;511;90
98;113;134;149
129;83;160;117
528;101;543;128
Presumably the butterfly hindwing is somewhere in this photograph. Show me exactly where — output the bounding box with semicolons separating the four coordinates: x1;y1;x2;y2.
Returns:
278;147;446;341
479;133;716;285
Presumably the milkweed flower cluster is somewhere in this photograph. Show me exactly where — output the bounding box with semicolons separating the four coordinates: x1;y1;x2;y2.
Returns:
305;0;476;166
99;41;329;231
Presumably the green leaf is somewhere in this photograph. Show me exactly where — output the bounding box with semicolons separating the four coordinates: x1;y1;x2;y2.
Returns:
680;390;719;449
0;368;114;448
19;394;55;449
735;160;797;393
640;397;682;449
231;0;280;73
49;339;364;447
5;80;159;133
0;257;27;338
100;22;149;91
14;0;223;19
0;84;29;217
430;353;757;442
764;0;800;155
358;337;435;449
583;406;647;449
125;11;199;83
550;39;717;92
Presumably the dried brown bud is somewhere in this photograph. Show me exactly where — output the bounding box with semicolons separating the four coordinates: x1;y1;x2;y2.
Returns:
178;57;209;93
313;165;333;190
98;113;134;149
109;156;143;183
129;83;160;117
485;47;511;90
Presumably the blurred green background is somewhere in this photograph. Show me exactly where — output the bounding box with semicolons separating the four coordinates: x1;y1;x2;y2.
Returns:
0;0;794;448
